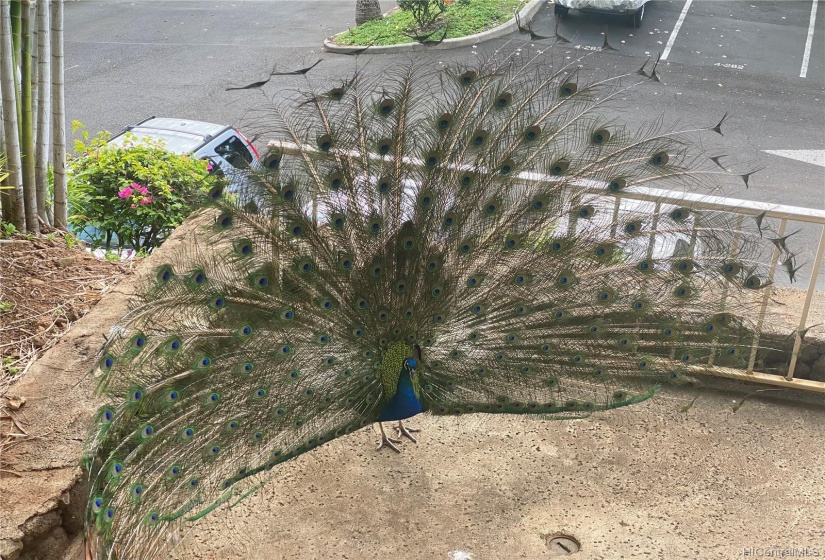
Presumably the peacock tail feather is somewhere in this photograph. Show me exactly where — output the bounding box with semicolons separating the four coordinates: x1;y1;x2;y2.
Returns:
84;51;792;559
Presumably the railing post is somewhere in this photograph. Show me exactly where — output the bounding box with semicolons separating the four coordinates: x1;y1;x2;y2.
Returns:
748;218;787;373
787;223;825;380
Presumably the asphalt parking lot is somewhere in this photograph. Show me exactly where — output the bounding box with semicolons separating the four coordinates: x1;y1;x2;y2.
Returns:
541;0;824;81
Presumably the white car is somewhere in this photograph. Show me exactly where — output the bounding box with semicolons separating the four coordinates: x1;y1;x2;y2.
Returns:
554;0;649;27
109;117;267;208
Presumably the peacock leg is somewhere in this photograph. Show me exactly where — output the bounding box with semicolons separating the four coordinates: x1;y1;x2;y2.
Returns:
375;422;401;453
395;421;420;443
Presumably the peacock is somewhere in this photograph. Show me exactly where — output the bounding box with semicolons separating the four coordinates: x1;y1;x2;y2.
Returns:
83;50;794;559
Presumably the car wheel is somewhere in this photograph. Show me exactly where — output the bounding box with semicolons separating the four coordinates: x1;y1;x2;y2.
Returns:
554;3;569;17
633;5;645;27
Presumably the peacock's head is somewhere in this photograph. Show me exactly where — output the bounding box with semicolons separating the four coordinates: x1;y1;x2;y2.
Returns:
380;342;422;398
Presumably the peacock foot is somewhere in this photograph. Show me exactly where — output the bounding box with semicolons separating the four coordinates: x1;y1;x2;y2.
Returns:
395;420;420;443
376;423;402;453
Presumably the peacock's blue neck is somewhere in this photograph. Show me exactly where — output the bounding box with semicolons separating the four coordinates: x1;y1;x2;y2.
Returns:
379;370;423;422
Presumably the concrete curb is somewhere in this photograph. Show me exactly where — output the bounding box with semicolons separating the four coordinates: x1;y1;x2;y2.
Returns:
324;0;546;54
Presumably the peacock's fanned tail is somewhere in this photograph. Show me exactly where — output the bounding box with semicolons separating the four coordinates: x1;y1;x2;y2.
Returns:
84;52;791;558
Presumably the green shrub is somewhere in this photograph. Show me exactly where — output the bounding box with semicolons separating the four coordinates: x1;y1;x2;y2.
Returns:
68;123;221;253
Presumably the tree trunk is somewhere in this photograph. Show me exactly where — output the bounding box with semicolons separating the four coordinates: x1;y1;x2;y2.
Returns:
50;0;65;228
20;0;38;232
34;0;49;223
0;0;25;230
355;0;382;25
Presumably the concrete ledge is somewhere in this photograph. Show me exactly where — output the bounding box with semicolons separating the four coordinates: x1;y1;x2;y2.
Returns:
0;218;207;560
324;0;546;54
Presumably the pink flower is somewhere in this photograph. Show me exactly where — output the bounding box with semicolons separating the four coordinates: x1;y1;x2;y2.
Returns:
206;163;213;171
140;196;152;205
130;203;137;208
131;182;148;195
118;186;133;198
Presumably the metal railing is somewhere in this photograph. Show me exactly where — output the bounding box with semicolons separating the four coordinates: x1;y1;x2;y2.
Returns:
519;171;825;393
269;141;825;393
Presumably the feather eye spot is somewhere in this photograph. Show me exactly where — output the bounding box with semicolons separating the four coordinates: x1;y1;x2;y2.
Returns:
182;427;195;440
281;345;293;355
524;125;541;142
560;82;577;96
369;219;382;234
192;271;206;284
254;388;267;399
592;128;610;144
670;208;690;221
515;305;526;315
494;353;505;362
377;139;391;155
404;309;414;319
378;98;395;115
437;113;453;131
102;409;114;422
167;338;181;351
593;368;604;377
431;286;443;297
433;314;444;324
442;214;456;228
471;129;488;146
217;213;233;229
495;91;512;108
199;357;212;368
619;338;631;346
102;355;114;371
674;286;692;298
624;221;641;234
650;152;669;165
227;420;239;430
156;265;173;283
424;152;439;167
104;508;115;522
317;134;333;152
613;391;627;401
402;238;415;250
550;159;569;175
578;205;595;219
608;178;627;192
499;159;515;175
141;425;154;438
130;389;143;401
208;392;220;403
460;70;477;85
418;192;434;208
506;334;517;343
745;276;763;289
352;328;364;337
426;260;440;271
210;296;225;309
377;178;391;194
241;325;253;336
460;172;475;187
723;262;741;277
637;260;653;272
468;331;479;342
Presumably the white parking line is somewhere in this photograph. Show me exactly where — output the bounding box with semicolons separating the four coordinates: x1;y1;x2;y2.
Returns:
800;0;819;78
659;0;693;60
661;0;693;61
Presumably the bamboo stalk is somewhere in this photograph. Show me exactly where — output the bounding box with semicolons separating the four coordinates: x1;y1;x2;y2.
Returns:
34;0;49;223
49;0;64;227
20;0;38;232
0;0;25;230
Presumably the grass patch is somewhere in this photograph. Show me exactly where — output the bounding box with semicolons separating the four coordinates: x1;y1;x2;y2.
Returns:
333;0;527;46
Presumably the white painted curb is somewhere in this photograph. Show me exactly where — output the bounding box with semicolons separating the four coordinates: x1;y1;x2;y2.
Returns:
324;0;547;54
